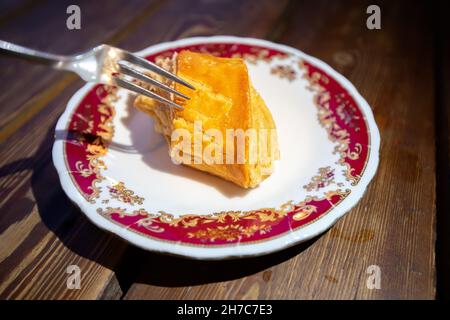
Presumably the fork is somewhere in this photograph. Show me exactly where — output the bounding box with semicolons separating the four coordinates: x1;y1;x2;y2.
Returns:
0;40;194;110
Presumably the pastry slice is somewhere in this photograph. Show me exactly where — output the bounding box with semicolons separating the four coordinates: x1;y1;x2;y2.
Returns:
134;50;279;188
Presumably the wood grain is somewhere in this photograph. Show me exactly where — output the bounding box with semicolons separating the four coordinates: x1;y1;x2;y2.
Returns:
0;0;290;299
0;0;166;143
124;0;436;300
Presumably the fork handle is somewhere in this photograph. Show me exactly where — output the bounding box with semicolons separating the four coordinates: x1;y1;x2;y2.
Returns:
0;40;69;69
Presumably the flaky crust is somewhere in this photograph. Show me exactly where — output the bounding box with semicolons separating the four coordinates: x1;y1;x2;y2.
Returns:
134;50;279;188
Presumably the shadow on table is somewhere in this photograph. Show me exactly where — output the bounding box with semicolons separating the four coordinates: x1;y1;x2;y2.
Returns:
119;236;319;288
0;124;320;293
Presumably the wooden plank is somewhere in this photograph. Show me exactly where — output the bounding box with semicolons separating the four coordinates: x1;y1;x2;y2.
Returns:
435;0;450;300
0;0;166;143
124;0;436;299
0;0;41;27
116;0;292;51
0;0;290;299
0;83;129;300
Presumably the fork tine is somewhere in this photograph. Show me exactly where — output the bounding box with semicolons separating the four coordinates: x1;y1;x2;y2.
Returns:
122;52;195;90
117;61;190;100
113;75;184;110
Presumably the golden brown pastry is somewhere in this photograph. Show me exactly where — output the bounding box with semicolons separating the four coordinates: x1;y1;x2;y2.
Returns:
134;50;279;188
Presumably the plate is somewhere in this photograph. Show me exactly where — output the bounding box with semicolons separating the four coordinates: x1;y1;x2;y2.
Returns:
52;36;380;259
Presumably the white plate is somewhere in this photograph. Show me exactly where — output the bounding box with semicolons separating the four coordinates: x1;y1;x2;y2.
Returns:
52;36;380;259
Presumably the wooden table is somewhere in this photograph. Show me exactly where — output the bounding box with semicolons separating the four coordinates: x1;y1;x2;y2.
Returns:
0;0;447;300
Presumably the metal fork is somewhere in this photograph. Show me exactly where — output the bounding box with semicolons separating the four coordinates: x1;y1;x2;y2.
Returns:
0;40;194;110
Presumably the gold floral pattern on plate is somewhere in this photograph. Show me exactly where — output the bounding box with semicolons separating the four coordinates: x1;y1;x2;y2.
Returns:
270;64;297;81
68;85;117;203
108;182;144;206
299;59;365;185
187;224;273;242
303;166;335;192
